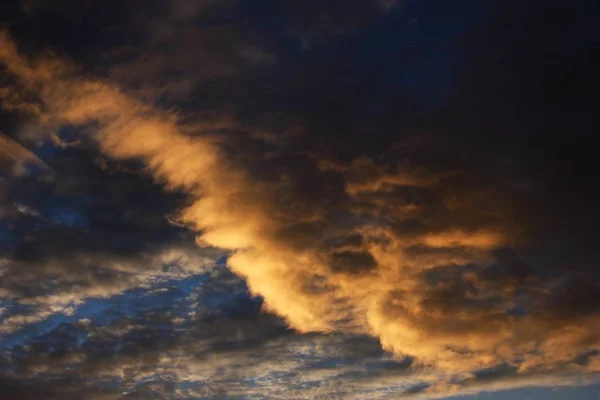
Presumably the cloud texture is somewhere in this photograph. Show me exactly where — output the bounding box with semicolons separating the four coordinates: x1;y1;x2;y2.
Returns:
1;0;599;397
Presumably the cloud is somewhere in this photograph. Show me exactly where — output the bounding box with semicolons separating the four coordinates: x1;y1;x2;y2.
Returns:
271;0;401;45
0;25;598;371
0;78;221;336
0;245;218;335
0;0;599;395
0;132;48;175
3;305;599;400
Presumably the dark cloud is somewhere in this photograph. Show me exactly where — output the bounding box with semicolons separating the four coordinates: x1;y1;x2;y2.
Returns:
0;130;219;336
329;250;378;275
266;0;400;41
0;0;599;398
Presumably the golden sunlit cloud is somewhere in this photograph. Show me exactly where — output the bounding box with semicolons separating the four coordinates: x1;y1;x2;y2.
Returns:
1;30;599;385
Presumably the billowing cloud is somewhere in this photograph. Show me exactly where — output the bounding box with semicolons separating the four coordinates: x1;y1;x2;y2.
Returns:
2;20;600;382
1;0;599;397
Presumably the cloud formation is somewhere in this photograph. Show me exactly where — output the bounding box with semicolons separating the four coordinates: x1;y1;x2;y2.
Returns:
2;265;597;400
1;0;599;397
2;20;600;379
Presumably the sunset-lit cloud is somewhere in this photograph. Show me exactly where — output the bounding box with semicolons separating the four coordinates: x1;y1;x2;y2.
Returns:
0;1;598;398
2;26;600;383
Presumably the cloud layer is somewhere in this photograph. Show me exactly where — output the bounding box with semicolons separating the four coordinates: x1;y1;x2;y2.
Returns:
1;0;599;397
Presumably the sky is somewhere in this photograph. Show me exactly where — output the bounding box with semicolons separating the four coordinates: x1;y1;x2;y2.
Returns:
0;0;599;399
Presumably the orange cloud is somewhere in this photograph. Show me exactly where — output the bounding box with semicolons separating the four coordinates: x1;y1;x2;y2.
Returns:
1;31;599;384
